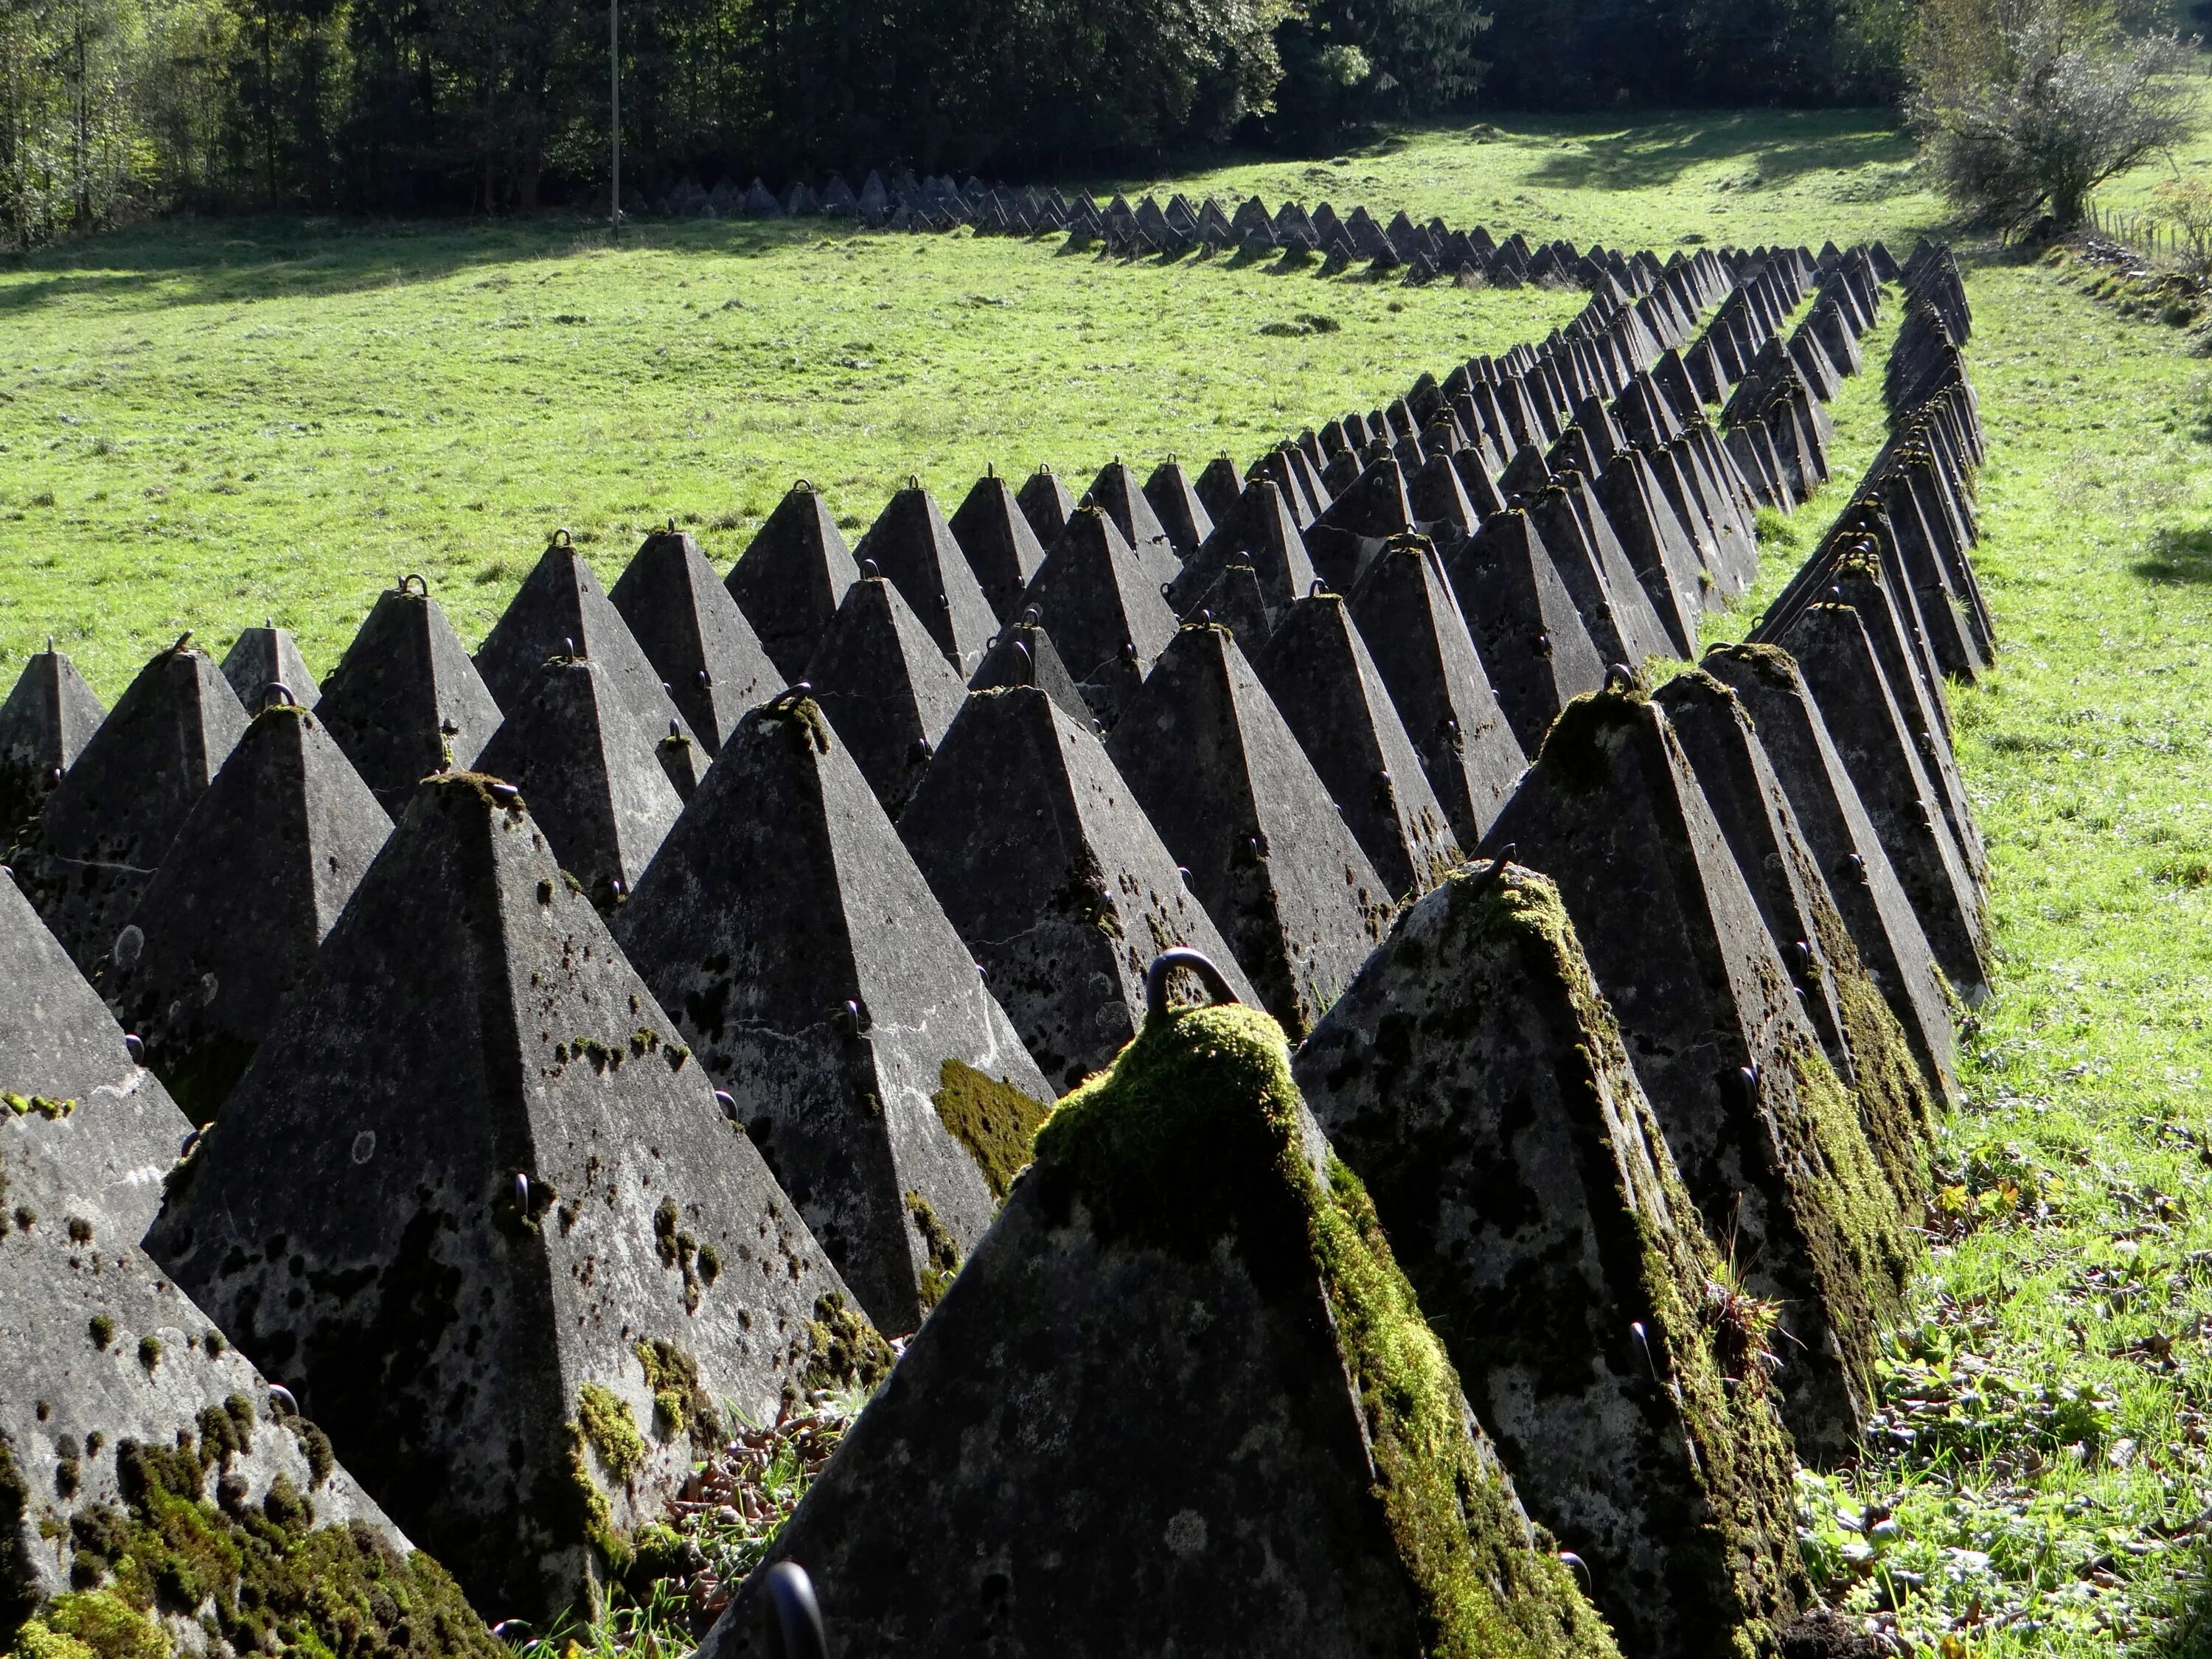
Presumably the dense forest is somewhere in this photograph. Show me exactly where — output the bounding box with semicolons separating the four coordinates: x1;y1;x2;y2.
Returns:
0;0;1975;244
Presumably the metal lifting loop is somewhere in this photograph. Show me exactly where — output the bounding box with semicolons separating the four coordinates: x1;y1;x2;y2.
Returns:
399;573;430;596
262;681;294;712
762;1562;827;1659
1144;948;1239;1023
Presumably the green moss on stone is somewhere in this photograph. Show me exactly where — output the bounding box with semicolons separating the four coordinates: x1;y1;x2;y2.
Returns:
633;1340;724;1452
2;1093;74;1120
798;1293;894;1397
929;1059;1051;1202
904;1192;961;1311
1815;899;1941;1209
1532;688;1648;796
575;1385;647;1483
1033;1001;1618;1659
18;1593;165;1659
87;1318;114;1351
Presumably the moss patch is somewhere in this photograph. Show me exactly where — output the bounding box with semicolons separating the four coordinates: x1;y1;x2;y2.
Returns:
1033;1001;1618;1659
633;1339;724;1452
929;1059;1051;1202
797;1293;894;1397
1807;881;1941;1211
2;1093;74;1119
904;1192;961;1312
575;1385;647;1483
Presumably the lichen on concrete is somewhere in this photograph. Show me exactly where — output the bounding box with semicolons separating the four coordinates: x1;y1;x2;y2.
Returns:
928;1060;1050;1201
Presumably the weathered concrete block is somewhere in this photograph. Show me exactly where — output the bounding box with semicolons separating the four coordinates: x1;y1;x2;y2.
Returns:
1107;624;1389;1039
102;703;392;1120
1015;465;1077;548
1015;505;1179;731
2;1132;498;1659
1296;865;1809;1659
473;658;684;912
726;484;860;684
10;641;247;975
947;471;1049;624
1082;461;1183;589
147;773;876;1621
1441;508;1607;756
900;686;1256;1089
1478;690;1915;1460
614;696;1049;1335
1595;451;1709;652
219;622;319;712
1142;457;1215;558
318;579;505;819
1166;479;1315;624
801;574;967;818
967;612;1093;728
1530;478;1677;672
852;484;1001;678
0;643;104;839
697;1000;1619;1659
610;526;780;754
1;867;192;1241
1347;538;1526;847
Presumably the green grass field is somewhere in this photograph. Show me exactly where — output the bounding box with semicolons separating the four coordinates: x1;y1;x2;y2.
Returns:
10;105;2212;1659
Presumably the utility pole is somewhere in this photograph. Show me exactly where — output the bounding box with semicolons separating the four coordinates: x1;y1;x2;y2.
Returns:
609;0;621;232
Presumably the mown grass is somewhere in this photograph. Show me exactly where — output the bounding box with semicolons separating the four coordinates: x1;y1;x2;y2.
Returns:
7;105;2212;1659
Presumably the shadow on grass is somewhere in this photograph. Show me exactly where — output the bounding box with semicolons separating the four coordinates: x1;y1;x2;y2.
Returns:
2132;527;2212;583
1521;109;1917;193
0;213;857;314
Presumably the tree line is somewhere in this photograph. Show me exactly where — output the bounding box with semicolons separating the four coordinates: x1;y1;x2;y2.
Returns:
0;0;2181;246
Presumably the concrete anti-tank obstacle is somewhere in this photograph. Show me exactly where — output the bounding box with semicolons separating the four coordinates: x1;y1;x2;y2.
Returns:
219;622;319;712
101;699;393;1121
9;639;248;976
1082;460;1183;590
473;534;698;759
1654;672;1938;1211
898;686;1258;1090
1441;508;1608;755
1;1129;500;1659
1185;561;1276;651
694;985;1619;1659
1015;465;1077;549
967;612;1093;728
1192;453;1245;526
947;470;1049;624
1780;603;1989;1002
1107;622;1391;1040
471;657;684;914
1347;537;1528;847
613;694;1051;1336
1295;863;1809;1659
1166;479;1316;625
726;484;862;684
1014;504;1180;731
1;867;192;1242
316;576;505;819
146;772;884;1623
1142;456;1215;559
1529;478;1677;672
801;572;968;818
850;482;1001;679
0;641;105;838
610;525;781;754
1476;689;1915;1461
1594;449;1712;654
1304;456;1417;594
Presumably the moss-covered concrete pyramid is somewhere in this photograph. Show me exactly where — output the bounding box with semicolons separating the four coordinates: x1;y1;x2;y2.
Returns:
1295;864;1809;1659
101;703;393;1121
612;695;1051;1336
316;579;505;818
726;484;860;684
1108;622;1391;1040
898;684;1257;1091
608;526;780;754
1;869;191;1243
1;1134;499;1659
145;774;875;1622
10;640;248;975
801;573;967;818
0;642;104;840
1253;591;1457;899
1478;689;1915;1461
695;998;1620;1659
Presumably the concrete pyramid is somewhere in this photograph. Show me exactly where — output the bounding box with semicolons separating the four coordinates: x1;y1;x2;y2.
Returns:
2;1127;498;1659
1442;509;1607;754
1253;593;1457;898
1477;690;1914;1460
1166;479;1315;622
102;703;393;1121
613;695;1051;1335
316;578;505;818
1186;560;1276;650
1107;623;1390;1039
219;622;319;710
851;484;1001;678
1;867;192;1242
947;470;1049;623
1143;456;1215;557
967;611;1093;728
0;641;105;837
899;685;1256;1090
1296;864;1809;1659
1595;451;1709;655
1015;465;1077;547
1655;672;1938;1210
473;657;684;911
1084;460;1181;588
1015;505;1180;731
10;640;248;974
727;484;860;682
1348;538;1526;847
147;773;877;1621
473;537;696;751
610;526;780;753
1701;644;1958;1110
804;574;968;818
1529;478;1677;670
695;999;1617;1659
1192;453;1245;525
1781;603;1988;1001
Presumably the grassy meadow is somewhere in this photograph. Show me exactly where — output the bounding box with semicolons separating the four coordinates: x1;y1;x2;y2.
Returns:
12;105;2212;1659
